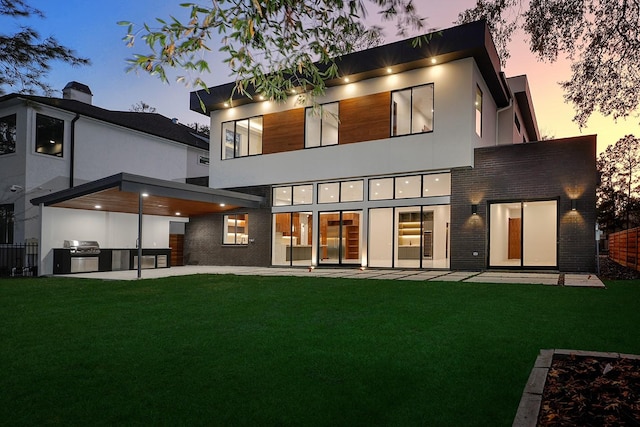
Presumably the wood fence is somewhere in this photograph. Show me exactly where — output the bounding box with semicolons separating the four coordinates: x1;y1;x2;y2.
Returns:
609;228;640;271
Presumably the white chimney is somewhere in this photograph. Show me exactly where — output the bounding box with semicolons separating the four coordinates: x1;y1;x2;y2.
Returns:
62;81;93;104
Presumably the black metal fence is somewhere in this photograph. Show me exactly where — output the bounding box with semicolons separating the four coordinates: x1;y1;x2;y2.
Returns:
0;242;38;277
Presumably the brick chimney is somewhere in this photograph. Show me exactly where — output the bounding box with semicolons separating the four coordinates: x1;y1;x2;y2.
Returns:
62;81;93;104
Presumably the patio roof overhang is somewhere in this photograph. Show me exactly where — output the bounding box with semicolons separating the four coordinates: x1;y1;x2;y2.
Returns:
30;172;265;217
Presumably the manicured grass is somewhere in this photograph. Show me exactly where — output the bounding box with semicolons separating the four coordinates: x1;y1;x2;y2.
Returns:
1;275;639;426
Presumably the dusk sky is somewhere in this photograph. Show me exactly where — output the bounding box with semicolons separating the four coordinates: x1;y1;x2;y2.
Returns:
6;0;638;154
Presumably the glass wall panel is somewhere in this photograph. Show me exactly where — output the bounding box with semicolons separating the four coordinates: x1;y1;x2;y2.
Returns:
319;212;341;264
369;178;393;200
340;180;363;202
222;121;236;159
249;117;263;155
391;89;411;136
395;175;421;199
235;119;250;157
412;85;434;134
523;201;557;267
293;185;313;205
368;208;393;267
321;103;339;146
422;173;451;197
341;211;361;264
489;202;521;267
318;182;340;203
273;187;292;206
305;107;321;147
395;207;422;268
272;213;292;265
292;212;313;265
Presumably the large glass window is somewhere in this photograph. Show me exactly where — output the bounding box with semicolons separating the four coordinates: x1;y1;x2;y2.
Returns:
475;86;483;137
391;84;434;136
489;200;557;268
422;173;451;197
318;182;340;203
272;212;313;266
35;114;64;157
0;204;14;244
0;114;16;155
223;214;248;245
370;173;451;201
305;102;339;147
221;116;263;159
369;178;394;200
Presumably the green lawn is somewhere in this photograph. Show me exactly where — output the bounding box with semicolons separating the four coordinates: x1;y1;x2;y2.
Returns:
1;275;639;426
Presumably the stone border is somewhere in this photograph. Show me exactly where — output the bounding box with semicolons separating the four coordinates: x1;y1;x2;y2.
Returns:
512;349;640;426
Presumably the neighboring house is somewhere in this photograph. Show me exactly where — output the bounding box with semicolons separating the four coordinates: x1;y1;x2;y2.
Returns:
0;81;210;248
182;19;597;272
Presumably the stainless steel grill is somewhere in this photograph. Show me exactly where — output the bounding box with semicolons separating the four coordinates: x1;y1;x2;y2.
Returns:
63;240;101;256
63;240;100;273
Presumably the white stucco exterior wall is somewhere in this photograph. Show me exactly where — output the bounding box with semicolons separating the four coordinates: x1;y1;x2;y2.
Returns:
207;58;502;189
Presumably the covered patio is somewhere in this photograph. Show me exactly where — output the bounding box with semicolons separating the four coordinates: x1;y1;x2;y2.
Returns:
31;172;265;277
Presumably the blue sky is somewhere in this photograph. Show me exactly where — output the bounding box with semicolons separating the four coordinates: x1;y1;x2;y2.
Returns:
3;0;637;151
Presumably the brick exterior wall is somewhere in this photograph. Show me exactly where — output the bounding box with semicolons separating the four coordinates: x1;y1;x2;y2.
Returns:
184;186;272;267
450;136;597;272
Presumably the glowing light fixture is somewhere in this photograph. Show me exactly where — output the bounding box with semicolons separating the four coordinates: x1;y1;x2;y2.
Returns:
472;204;478;215
431;58;437;64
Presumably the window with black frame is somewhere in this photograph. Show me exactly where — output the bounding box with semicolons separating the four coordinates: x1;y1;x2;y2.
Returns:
0;204;14;244
35;114;64;157
305;102;339;147
0;114;16;156
221;117;263;159
391;84;434;136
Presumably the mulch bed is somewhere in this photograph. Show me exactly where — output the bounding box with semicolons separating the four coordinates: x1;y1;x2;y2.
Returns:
538;354;640;426
535;258;640;425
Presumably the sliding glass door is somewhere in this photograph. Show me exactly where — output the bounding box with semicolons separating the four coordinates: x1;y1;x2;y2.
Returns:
318;211;361;265
489;200;557;268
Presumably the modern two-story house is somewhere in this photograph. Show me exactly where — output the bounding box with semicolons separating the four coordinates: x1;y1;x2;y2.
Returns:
0;82;210;273
182;20;597;272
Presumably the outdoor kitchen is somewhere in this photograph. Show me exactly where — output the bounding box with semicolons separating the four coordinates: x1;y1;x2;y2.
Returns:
53;240;171;274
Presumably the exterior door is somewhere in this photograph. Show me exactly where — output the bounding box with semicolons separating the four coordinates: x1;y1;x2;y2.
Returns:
508;218;521;259
318;211;361;265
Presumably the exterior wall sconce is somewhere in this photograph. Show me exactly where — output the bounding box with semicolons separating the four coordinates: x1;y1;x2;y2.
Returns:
472;204;478;215
571;199;577;211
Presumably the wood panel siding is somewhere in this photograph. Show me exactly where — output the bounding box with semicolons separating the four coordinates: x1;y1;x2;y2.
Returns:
339;92;391;145
262;108;305;154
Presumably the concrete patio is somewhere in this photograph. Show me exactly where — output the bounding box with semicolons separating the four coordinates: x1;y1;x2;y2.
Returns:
57;266;606;287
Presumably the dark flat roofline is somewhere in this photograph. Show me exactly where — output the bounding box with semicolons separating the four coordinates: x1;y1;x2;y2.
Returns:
31;172;265;209
191;20;509;114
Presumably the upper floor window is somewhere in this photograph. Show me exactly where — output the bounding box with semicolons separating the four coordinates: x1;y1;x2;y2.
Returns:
221;116;263;159
35;114;64;157
391;84;434;136
475;86;483;137
305;102;339;147
0;204;14;244
273;184;313;206
223;213;248;245
0;114;17;156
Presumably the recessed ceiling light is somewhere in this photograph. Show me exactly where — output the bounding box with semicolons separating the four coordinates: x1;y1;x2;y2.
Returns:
141;193;149;197
424;189;429;192
386;67;392;74
343;77;350;83
431;58;437;64
258;95;265;100
435;178;440;181
220;203;226;207
223;102;229;107
94;205;101;209
405;180;409;184
175;212;181;216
